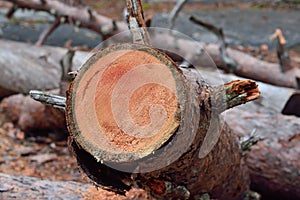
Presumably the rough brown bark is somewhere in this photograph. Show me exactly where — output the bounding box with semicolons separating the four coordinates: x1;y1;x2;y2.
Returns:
203;70;300;200
225;108;300;200
65;43;259;199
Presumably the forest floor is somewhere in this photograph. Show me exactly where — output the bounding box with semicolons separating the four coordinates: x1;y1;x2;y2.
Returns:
0;0;300;193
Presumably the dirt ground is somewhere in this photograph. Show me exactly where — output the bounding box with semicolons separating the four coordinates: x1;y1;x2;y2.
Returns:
0;0;300;196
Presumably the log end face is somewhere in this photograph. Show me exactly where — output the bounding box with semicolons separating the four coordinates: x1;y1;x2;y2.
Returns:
66;43;184;163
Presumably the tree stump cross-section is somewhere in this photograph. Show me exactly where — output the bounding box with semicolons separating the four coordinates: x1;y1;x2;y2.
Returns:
66;43;189;163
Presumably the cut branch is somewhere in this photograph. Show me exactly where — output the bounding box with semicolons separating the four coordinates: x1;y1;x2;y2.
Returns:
36;16;61;46
270;28;294;72
4;0;128;44
212;79;260;113
168;0;188;29
190;15;238;72
29;90;66;110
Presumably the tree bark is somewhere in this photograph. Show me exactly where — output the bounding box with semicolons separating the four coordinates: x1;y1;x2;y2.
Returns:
202;70;300;200
0;39;87;99
225;108;300;200
2;39;298;198
65;42;259;199
0;92;67;135
0;173;149;200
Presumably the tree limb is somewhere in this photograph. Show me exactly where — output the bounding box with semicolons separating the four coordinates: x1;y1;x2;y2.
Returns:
190;15;237;72
36;16;61;46
4;0;128;44
168;0;188;29
29;90;66;110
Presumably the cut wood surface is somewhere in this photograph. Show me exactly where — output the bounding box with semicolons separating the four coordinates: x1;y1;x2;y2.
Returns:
66;43;183;162
0;1;299;199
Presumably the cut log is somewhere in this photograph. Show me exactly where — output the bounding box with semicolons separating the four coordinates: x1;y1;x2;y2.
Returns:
65;42;260;199
67;43;183;161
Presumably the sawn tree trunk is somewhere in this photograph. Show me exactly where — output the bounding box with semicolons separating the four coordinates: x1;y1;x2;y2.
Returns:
65;42;259;199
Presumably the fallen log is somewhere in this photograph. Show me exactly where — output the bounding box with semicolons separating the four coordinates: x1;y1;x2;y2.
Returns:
2;46;297;199
64;42;259;199
2;0;300;88
224;108;300;200
0;48;73;133
202;71;300;200
0;173;149;200
180;69;300;199
0;93;66;135
0;39;87;99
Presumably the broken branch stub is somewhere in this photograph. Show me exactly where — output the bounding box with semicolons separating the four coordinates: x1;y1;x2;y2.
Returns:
270;28;294;72
126;0;150;45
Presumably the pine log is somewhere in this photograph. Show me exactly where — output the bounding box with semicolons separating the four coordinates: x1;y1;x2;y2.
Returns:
199;70;300;199
225;108;300;200
65;42;260;199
